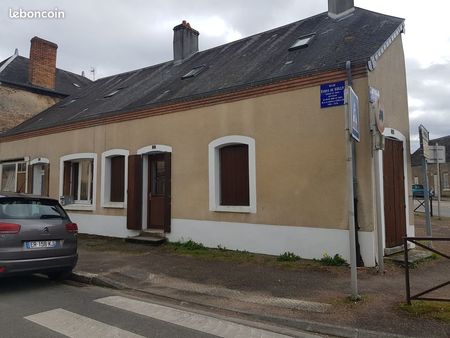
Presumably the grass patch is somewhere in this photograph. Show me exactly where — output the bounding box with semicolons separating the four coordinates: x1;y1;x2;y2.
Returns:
319;253;348;266
277;252;300;262
400;301;450;322
77;234;150;254
165;240;256;261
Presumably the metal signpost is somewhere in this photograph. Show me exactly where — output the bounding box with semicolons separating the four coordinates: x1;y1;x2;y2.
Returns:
369;86;385;273
419;125;432;238
345;81;360;300
428;144;446;219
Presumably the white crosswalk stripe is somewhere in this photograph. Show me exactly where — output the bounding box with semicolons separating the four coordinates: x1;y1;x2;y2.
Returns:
96;296;292;338
25;308;144;338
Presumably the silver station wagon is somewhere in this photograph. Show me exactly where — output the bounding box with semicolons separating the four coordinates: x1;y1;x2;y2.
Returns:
0;193;77;279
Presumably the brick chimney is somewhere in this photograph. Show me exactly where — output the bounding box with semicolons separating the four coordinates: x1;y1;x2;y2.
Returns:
328;0;355;19
28;36;58;89
173;20;199;61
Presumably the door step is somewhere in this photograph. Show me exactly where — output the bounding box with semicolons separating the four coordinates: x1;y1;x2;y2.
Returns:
141;229;165;238
384;242;413;256
384;249;434;265
126;231;166;246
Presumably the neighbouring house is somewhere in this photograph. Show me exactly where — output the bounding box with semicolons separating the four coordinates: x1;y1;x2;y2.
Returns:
0;0;413;267
411;135;450;197
0;37;92;133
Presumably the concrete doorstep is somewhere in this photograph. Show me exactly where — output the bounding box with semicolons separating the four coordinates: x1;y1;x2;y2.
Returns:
70;270;409;338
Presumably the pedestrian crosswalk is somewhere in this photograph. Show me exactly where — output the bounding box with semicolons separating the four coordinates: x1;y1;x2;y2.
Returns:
24;295;300;338
25;308;144;338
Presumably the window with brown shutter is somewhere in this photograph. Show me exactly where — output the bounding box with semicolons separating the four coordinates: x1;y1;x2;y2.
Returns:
110;155;125;202
62;159;93;204
219;144;249;206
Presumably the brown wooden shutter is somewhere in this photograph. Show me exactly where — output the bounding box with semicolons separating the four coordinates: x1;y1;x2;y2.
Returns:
27;164;34;194
220;144;249;206
110;156;125;202
63;161;71;196
43;164;50;196
163;152;171;232
127;155;142;230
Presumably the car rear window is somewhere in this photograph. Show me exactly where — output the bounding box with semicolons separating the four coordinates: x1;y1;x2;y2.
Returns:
0;198;69;220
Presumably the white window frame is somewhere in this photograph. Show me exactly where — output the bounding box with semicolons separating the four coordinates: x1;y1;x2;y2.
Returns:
0;161;27;192
208;135;256;213
59;153;97;211
101;149;129;209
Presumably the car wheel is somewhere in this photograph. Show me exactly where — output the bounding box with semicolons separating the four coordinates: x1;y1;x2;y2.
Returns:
46;269;73;281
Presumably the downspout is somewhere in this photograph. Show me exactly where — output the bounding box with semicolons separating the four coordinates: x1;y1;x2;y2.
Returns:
346;61;364;267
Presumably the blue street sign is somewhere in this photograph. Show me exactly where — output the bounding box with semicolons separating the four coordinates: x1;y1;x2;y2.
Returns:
320;81;345;108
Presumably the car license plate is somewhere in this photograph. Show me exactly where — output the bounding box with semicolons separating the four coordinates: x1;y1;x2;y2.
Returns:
25;240;57;249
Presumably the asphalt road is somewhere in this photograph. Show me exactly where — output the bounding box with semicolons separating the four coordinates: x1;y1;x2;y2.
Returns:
0;275;310;338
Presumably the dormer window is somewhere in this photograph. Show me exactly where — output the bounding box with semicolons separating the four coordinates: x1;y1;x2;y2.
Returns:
182;65;206;79
289;34;315;51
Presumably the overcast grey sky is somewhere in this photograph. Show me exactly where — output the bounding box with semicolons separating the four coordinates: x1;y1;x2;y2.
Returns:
1;0;449;152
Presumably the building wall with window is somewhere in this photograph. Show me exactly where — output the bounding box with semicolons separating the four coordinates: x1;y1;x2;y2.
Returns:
0;38;411;266
411;163;450;197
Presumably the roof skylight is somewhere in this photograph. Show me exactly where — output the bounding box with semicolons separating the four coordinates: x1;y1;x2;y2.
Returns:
60;99;77;107
72;82;81;88
104;88;123;98
182;65;206;79
289;34;315;51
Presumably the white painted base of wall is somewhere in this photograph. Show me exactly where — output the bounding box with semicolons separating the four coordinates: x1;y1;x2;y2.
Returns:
68;213;139;238
69;212;408;267
168;219;378;267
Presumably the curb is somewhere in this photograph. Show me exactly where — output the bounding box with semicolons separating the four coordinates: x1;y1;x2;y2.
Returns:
70;271;127;290
70;271;410;338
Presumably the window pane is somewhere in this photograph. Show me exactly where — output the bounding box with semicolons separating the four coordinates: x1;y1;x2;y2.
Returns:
1;164;16;192
79;160;92;201
219;144;249;206
0;198;68;220
151;159;165;195
71;162;79;200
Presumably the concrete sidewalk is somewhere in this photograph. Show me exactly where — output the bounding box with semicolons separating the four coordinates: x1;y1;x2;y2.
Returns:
71;230;450;338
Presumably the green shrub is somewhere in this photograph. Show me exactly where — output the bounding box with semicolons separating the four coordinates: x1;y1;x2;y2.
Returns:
277;252;300;262
320;253;348;266
172;240;206;251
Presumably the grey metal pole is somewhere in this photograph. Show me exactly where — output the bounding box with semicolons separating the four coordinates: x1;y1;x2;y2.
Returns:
436;143;441;220
345;61;359;300
374;150;385;273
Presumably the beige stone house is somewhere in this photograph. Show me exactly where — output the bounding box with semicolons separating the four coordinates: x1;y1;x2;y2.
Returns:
0;37;91;133
0;1;413;267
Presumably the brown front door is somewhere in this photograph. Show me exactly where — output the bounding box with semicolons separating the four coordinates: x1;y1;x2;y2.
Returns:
383;138;406;248
147;153;171;231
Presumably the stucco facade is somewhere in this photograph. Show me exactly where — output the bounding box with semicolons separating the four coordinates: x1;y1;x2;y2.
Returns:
0;8;412;267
